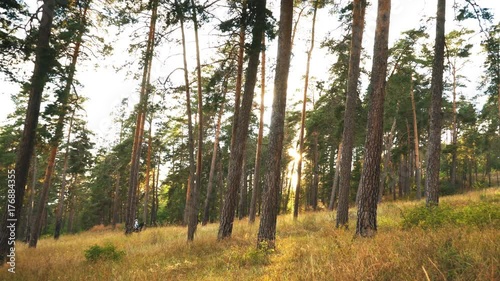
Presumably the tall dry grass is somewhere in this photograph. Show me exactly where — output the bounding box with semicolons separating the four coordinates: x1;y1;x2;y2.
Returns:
1;188;498;280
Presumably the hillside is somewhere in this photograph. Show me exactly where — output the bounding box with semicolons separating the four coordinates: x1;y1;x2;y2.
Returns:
2;188;499;281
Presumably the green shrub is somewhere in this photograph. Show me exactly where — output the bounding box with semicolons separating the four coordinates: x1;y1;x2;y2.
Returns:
84;243;125;262
401;204;454;229
401;201;499;229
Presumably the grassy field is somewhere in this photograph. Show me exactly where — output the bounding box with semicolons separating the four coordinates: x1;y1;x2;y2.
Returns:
1;188;499;280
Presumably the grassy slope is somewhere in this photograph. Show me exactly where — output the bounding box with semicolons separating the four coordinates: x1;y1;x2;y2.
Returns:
1;189;498;280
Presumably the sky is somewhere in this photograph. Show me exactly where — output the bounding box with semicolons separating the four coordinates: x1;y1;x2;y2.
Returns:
1;0;499;149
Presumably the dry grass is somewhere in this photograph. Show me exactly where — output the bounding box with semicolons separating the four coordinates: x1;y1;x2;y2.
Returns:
1;188;498;280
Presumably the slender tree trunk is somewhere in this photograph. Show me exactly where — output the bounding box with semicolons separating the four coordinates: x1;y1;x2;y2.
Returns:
67;175;77;233
336;0;366;228
202;82;227;226
294;0;318;218
230;0;247;151
257;0;293;249
249;36;266;224
151;154;160;225
143;120;153;226
283;162;295;212
218;0;266;240
24;153;37;243
379;116;396;202
356;0;391;238
238;157;248;219
186;0;204;241
328;142;342;210
126;0;158;234
311;131;319;210
451;64;458;190
425;0;446;207
112;119;124;229
177;0;196;226
410;75;422;200
54;108;76;239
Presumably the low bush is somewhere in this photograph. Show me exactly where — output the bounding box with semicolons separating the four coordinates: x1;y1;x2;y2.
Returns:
84;243;125;262
401;200;499;229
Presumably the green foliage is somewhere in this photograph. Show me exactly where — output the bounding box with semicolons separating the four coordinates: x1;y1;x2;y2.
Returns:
402;200;500;229
435;239;475;280
84;243;125;262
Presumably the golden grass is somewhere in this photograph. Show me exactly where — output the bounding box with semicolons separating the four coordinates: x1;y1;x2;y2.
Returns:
1;188;498;280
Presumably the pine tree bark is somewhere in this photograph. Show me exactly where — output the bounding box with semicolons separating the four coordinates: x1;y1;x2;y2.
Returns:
426;0;446;207
125;0;158;234
356;0;391;238
294;0;318;218
257;0;293;249
54;108;76;239
218;0;266;240
336;0;366;228
249;36;266;224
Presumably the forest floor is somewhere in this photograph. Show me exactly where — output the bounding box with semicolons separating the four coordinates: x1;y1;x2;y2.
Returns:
1;188;499;281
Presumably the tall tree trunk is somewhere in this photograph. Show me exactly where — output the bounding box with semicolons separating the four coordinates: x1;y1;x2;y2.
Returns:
186;0;204;241
379;116;396;202
177;0;196;226
257;0;293;249
24;153;37;243
328;142;342;210
30;2;89;247
218;0;266;240
294;0;318;218
143;119;153;225
451;64;458;190
112;118;124;229
230;0;247;150
425;0;446;207
283;162;295;212
202;82;227;226
336;0;366;228
0;0;56;259
410;75;422;200
249;36;266;224
238;157;247;219
356;0;391;238
151;154;161;226
54;108;76;239
311;131;319;210
125;0;158;234
66;175;77;233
